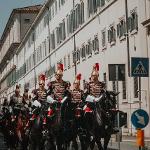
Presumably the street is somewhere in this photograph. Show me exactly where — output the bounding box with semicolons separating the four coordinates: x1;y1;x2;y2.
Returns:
0;131;150;150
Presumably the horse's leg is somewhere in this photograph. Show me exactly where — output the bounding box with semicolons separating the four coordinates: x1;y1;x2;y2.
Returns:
72;137;78;150
90;137;95;150
103;135;111;150
95;137;103;150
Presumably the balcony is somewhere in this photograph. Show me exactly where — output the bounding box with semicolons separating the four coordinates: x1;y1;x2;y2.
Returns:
0;42;20;71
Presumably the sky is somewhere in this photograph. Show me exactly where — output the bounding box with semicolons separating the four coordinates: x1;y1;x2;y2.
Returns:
0;0;45;38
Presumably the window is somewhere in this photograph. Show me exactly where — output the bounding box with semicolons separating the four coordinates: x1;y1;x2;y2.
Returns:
94;35;99;53
81;45;86;59
134;77;138;98
44;14;49;27
76;49;80;63
100;0;105;7
80;2;84;24
56;20;66;45
103;72;107;89
46;36;50;54
55;1;57;14
112;81;116;92
67;15;70;36
102;30;106;48
49;7;52;21
68;54;70;69
87;0;104;17
52;4;54;18
86;40;92;56
108;26;116;44
43;40;47;57
72;51;76;64
117;19;126;38
128;11;138;32
122;81;126;99
50;31;55;50
24;18;30;23
64;56;67;70
62;19;66;40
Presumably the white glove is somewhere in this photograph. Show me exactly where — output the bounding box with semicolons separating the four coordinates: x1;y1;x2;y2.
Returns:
32;100;41;108
85;95;95;103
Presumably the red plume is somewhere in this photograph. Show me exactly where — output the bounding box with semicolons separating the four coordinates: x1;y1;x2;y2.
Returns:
58;63;64;71
76;73;81;80
95;63;99;71
16;85;19;89
40;74;45;81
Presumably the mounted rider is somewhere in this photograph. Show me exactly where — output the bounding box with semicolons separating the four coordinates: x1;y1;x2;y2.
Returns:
47;63;71;123
37;74;47;103
83;63;105;112
9;85;23;108
47;63;69;102
72;74;84;103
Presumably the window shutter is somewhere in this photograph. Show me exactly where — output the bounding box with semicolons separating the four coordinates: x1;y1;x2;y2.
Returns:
128;17;132;32
113;28;116;41
63;20;66;40
108;30;111;43
93;0;97;12
95;37;99;51
135;13;138;30
97;0;101;7
101;0;105;7
81;2;84;24
117;23;120;37
77;4;80;26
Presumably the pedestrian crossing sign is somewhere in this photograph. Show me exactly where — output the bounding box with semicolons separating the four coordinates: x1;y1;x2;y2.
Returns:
131;57;149;77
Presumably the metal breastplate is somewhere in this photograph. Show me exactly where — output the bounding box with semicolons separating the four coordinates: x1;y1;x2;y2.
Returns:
54;82;65;100
14;96;22;104
72;90;82;102
38;89;47;101
90;82;103;98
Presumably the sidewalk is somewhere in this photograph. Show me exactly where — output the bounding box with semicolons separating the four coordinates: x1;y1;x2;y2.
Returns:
109;135;150;150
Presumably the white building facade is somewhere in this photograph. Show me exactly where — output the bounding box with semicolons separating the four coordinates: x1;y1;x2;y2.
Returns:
3;0;150;137
0;5;42;102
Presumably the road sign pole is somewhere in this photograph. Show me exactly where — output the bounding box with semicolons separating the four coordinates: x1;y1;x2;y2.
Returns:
139;77;141;109
116;65;121;150
138;77;143;150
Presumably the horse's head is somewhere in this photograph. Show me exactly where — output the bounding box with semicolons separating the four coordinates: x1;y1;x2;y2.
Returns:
96;91;118;112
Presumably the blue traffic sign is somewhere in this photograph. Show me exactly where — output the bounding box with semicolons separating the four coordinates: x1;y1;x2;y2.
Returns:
131;57;149;77
131;109;149;129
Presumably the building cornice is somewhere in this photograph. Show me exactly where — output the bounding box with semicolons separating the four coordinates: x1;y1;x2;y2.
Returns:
16;0;54;54
0;5;42;49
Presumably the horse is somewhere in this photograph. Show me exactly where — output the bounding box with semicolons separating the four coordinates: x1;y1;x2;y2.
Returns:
28;101;47;150
82;90;120;150
46;90;78;150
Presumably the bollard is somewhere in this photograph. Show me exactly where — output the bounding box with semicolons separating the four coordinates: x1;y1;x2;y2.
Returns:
136;129;144;149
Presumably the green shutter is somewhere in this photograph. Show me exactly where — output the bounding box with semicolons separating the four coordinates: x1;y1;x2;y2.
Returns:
117;23;120;37
108;30;111;42
135;13;138;30
101;0;105;7
128;17;132;32
97;0;101;7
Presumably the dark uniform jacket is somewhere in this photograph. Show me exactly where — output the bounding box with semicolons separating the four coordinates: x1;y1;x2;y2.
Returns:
47;80;69;101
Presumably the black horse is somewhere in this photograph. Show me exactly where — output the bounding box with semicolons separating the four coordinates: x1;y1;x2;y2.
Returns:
28;102;48;150
82;91;120;150
46;90;79;150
